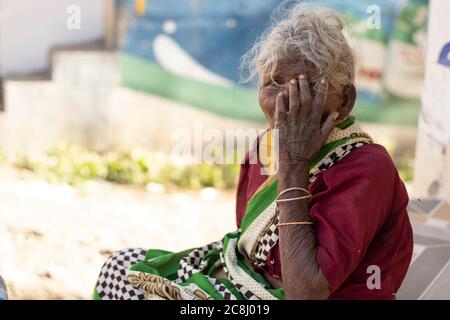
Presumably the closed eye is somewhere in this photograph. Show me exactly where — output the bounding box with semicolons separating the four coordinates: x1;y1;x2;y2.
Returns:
264;78;284;87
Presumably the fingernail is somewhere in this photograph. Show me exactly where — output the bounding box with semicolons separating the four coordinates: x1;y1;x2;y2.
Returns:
278;92;283;97
333;112;339;120
290;79;296;84
299;74;305;79
321;78;326;84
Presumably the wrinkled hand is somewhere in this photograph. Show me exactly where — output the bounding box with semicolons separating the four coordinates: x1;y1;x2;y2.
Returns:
275;75;339;167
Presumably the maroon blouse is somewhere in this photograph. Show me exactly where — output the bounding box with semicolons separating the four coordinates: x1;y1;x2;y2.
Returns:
236;143;413;299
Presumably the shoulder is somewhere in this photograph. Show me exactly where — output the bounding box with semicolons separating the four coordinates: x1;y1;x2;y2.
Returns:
310;143;406;221
325;143;397;179
313;143;400;194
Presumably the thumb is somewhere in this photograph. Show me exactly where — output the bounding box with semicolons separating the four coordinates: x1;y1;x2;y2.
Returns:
321;112;339;138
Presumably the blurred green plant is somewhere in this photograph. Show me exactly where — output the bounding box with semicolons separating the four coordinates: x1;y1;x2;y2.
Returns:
380;139;415;182
2;143;240;190
0;140;415;190
395;151;415;182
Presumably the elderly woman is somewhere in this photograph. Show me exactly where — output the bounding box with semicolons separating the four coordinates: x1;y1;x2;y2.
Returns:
94;4;413;300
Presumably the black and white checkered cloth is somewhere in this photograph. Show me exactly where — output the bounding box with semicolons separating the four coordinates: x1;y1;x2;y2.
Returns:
95;248;148;300
207;276;237;300
177;241;222;282
253;216;279;267
234;282;258;300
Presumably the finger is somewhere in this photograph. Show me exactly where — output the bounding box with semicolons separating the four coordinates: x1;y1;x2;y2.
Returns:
298;74;312;117
311;78;329;122
275;92;288;128
288;79;300;117
282;88;289;110
321;111;339;138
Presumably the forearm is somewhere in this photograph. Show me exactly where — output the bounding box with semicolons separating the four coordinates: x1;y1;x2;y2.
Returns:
277;162;330;299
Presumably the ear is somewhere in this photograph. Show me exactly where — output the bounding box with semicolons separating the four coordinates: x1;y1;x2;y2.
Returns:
338;84;356;119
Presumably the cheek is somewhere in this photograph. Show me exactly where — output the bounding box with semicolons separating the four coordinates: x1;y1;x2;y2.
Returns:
259;88;281;109
324;95;340;114
319;94;341;122
259;89;278;114
323;103;334;117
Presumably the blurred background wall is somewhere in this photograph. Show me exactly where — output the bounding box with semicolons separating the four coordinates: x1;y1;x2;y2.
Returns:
0;0;427;178
0;0;106;76
0;0;425;161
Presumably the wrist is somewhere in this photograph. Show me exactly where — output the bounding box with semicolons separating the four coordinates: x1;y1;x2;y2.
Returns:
278;160;309;177
278;165;310;190
279;158;310;167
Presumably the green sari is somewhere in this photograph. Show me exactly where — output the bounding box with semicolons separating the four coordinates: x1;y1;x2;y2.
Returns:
94;117;372;300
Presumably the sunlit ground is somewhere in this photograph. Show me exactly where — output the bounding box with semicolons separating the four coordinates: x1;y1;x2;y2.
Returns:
0;165;236;299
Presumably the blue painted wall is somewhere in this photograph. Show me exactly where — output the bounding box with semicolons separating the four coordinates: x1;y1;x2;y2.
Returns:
117;0;427;125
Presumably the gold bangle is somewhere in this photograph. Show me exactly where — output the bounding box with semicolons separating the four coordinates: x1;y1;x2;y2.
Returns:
276;221;314;227
276;195;311;202
276;187;311;203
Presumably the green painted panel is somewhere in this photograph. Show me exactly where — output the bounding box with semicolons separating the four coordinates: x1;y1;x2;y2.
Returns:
121;54;420;126
121;54;264;122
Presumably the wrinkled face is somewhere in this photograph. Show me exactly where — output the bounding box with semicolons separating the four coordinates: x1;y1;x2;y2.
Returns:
258;59;351;128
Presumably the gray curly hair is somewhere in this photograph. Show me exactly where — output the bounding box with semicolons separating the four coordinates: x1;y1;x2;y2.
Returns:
240;2;355;93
